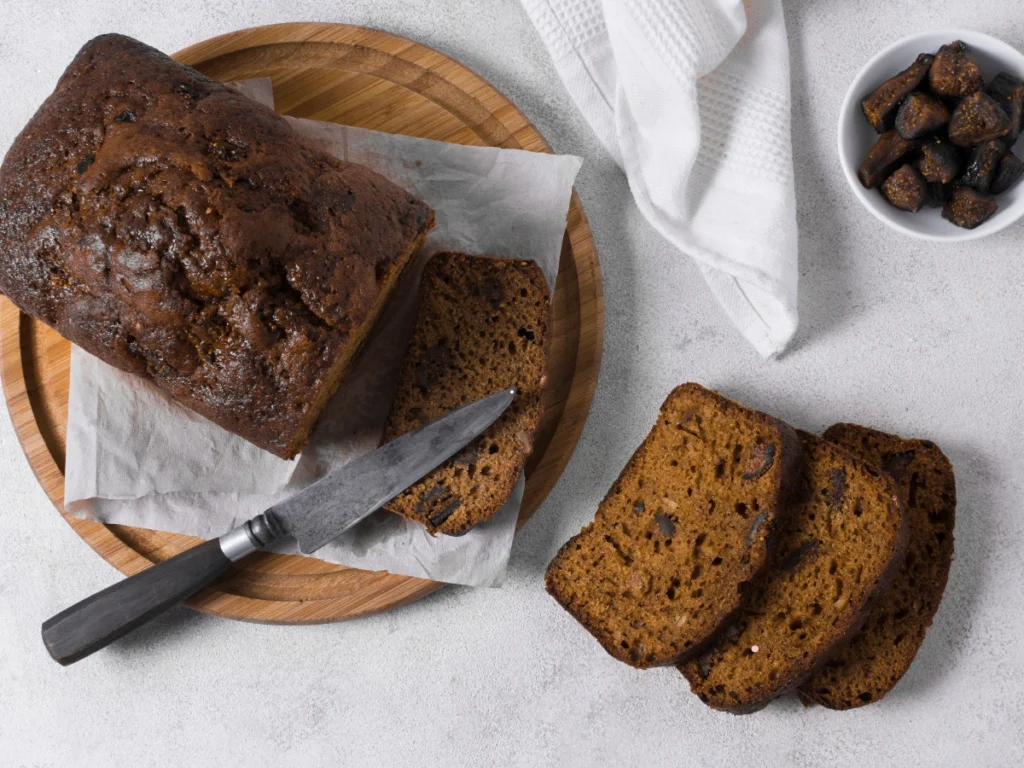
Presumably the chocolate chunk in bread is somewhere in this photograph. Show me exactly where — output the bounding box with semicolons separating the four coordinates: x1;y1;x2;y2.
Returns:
0;35;434;458
545;384;801;669
382;252;550;536
799;425;956;710
679;431;907;712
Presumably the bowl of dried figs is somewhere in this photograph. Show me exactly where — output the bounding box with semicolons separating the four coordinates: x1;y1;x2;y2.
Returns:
839;30;1024;241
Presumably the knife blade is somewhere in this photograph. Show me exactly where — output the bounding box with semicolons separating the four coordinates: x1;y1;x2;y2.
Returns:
42;388;516;665
265;387;515;554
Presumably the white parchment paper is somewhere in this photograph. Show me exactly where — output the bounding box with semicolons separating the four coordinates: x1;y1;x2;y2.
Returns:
63;79;581;587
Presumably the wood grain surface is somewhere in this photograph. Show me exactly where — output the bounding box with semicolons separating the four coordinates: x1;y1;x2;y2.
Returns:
0;22;603;623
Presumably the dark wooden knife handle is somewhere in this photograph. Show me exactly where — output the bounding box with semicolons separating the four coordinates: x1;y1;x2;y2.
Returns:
41;539;233;666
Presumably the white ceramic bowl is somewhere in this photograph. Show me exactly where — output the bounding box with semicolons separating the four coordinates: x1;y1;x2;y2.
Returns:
838;30;1024;242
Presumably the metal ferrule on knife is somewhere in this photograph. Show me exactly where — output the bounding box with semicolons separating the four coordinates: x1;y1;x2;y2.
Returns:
218;515;278;562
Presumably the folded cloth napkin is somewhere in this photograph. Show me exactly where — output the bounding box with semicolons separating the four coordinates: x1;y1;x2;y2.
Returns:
520;0;799;357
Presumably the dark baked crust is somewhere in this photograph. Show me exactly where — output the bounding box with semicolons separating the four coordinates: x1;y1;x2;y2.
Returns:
545;384;802;669
799;425;956;710
382;252;550;535
0;34;434;458
679;431;909;712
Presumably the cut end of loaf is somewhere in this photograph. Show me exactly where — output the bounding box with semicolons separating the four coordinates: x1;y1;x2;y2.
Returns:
274;218;434;459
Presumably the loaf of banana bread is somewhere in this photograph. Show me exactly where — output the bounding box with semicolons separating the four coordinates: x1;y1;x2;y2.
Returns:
0;34;434;458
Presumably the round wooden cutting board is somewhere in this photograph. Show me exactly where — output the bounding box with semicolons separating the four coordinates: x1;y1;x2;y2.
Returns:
0;23;603;623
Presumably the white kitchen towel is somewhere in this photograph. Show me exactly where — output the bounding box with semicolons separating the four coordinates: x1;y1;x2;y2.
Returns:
521;0;799;357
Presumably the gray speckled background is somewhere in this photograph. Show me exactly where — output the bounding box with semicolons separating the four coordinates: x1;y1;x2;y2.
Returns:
2;1;1022;765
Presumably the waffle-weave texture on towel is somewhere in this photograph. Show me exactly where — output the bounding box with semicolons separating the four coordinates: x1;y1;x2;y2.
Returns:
521;0;799;357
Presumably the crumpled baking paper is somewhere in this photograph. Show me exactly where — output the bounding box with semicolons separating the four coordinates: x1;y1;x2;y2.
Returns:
63;78;581;587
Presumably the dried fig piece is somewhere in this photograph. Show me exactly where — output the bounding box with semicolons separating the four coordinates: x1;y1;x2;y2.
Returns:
987;72;1024;144
428;497;463;527
958;139;1007;193
917;139;961;183
742;443;776;481
862;54;935;132
858;130;920;188
925;182;953;208
895;92;950;139
413;484;464;528
653;513;676;537
949;92;1011;147
881;164;927;212
929;41;983;99
990;151;1024;195
746;513;769;546
414;343;453;392
942;186;998;229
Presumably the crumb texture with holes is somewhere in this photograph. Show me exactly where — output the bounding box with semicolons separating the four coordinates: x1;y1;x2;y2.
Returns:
679;431;908;712
798;425;956;710
382;251;550;536
0;34;434;458
544;384;802;669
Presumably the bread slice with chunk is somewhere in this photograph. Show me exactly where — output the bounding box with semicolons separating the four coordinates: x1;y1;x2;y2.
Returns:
381;251;550;536
798;425;956;710
679;431;908;712
545;384;802;669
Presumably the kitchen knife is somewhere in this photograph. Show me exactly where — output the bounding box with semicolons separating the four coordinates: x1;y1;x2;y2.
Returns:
42;388;516;665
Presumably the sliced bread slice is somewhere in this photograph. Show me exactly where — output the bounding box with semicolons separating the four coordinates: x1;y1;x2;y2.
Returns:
679;431;908;712
381;251;550;536
798;425;956;709
545;384;801;669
